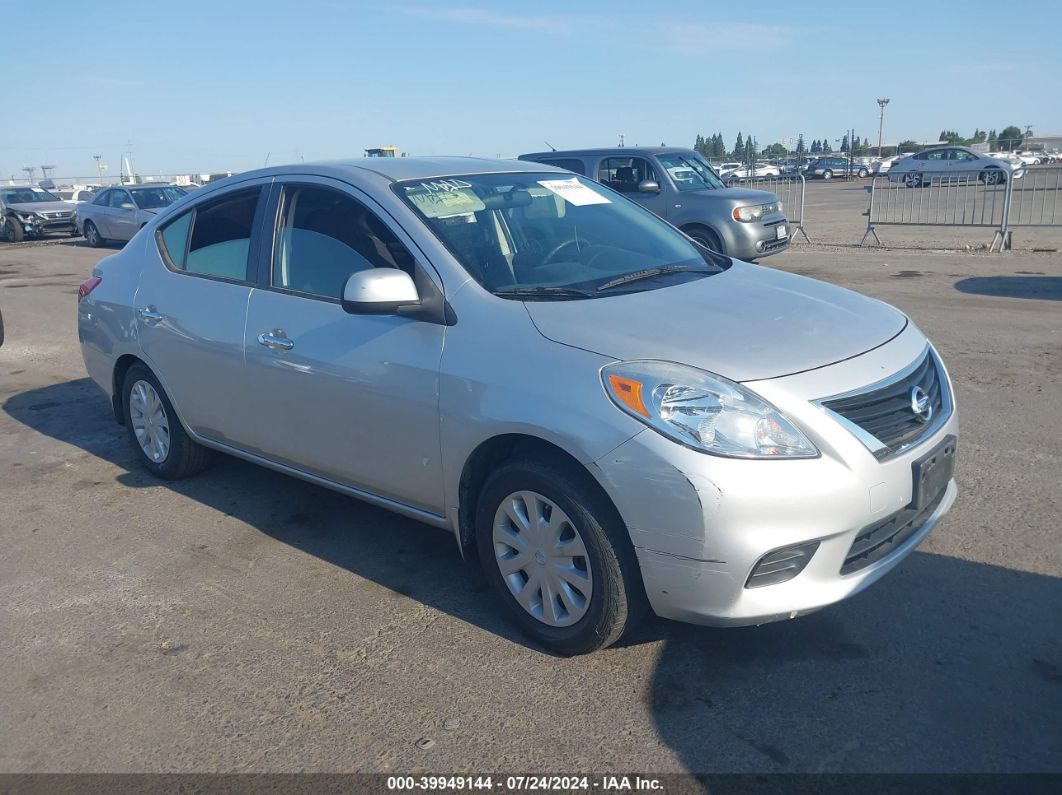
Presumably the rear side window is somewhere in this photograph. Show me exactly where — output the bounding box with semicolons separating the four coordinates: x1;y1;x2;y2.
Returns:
157;188;261;281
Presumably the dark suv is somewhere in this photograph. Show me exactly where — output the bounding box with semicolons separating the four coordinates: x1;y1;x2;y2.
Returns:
518;147;790;259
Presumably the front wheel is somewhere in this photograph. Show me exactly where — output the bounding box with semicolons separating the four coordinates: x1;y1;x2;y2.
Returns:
84;220;106;248
980;168;1004;186
475;456;646;656
122;364;212;480
858;167;870;178
684;225;724;254
1;215;24;243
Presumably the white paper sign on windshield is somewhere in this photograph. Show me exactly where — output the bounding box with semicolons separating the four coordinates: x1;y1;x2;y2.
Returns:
537;178;611;206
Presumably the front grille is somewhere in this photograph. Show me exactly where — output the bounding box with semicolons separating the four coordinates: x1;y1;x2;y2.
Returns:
821;349;948;459
759;237;789;254
841;487;946;575
42;211;72;219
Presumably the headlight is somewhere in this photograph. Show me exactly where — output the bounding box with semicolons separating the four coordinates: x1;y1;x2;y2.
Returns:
732;201;782;222
602;361;818;458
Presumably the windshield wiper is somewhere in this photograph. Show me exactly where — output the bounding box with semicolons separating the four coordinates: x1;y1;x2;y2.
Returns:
596;265;711;292
493;286;595;300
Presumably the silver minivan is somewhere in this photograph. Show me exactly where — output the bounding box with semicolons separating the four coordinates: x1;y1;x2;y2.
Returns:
78;157;958;655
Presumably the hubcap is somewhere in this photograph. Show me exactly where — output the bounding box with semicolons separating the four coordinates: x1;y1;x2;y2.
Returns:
492;490;593;627
129;380;170;463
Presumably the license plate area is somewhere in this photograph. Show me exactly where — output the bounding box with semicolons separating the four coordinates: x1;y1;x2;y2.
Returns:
776;224;787;239
911;435;956;511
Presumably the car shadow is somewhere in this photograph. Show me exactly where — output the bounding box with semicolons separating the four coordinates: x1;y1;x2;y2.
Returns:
954;275;1062;301
2;378;525;649
5;379;1061;773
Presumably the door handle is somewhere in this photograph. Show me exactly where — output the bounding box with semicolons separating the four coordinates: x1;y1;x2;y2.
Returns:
257;330;294;351
137;307;164;324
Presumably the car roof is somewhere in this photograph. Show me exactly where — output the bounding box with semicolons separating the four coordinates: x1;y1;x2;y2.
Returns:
275;156;564;182
520;147;695;159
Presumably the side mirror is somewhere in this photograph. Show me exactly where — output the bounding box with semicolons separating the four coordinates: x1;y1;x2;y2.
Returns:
120;202;136;210
341;269;420;315
637;179;661;193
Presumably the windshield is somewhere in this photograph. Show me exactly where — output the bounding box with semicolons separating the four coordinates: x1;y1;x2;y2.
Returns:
0;187;60;204
397;173;724;299
657;152;725;191
131;186;186;210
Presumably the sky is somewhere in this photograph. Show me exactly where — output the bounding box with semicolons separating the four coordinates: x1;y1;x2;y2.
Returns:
5;0;1061;179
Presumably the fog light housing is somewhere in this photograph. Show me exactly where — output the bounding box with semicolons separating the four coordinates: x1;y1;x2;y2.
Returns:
745;541;820;588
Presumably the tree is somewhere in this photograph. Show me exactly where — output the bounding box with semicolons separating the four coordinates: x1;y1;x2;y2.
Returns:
733;132;744;160
714;133;726;159
763;142;787;157
988;129;998;149
970;129;986;144
796;134;806;156
897;139;920;154
822;135;832;153
840;133;849;153
998;125;1023;151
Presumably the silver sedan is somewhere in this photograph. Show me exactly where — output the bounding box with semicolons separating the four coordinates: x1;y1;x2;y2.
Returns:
77;157;958;655
76;184;186;246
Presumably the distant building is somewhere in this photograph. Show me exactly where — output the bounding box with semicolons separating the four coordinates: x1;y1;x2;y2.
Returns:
1023;135;1062;152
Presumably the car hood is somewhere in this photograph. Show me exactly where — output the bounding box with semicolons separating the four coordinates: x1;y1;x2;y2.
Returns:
524;261;908;382
3;200;73;214
689;186;778;202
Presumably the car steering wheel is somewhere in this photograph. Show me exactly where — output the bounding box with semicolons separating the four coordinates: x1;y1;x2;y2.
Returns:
542;239;583;265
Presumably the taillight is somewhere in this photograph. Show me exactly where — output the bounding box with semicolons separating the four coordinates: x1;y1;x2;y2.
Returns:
78;276;102;302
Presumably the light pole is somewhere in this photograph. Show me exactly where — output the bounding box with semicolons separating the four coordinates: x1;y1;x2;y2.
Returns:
877;98;890;157
93;155;104;182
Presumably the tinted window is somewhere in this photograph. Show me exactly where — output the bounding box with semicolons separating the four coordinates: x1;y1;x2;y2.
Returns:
272;185;415;299
159;188;260;281
93;190;112;206
950;150;977;161
529;158;586;176
109;190;132;208
597;157;657;193
131;186;186;209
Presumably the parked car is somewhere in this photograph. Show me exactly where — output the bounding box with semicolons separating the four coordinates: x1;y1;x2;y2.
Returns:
58;186;102;204
806;157;869;179
985;151;1022;165
872;156;903;175
78;156;958;655
0;185;78;242
722;163;781;184
519;147;789;259
1014;151;1043;166
76;184;188;247
888;146;1022;187
715;162;743;176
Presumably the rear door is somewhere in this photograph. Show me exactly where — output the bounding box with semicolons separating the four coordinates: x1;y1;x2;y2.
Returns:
134;180;271;447
241;177;446;513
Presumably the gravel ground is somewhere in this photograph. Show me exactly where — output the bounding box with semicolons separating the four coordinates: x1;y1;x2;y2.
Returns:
0;227;1059;774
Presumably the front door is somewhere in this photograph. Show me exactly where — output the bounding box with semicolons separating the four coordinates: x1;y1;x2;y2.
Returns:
109;188;140;241
595;156;670;219
242;178;446;514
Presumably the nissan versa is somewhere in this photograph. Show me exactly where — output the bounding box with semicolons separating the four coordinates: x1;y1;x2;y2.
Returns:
77;157;958;655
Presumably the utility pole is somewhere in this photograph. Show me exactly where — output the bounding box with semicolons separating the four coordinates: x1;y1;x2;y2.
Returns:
877;98;890;157
21;166;35;183
93;155;104;181
40;165;55;181
618;133;625;148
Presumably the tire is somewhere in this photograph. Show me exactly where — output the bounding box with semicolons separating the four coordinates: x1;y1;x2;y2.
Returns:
822;170;833;180
858;167;870;178
84;220;106;248
684;225;724;254
904;172;923;189
1;215;24;243
122;363;212;480
980;168;1004;186
475;455;647;656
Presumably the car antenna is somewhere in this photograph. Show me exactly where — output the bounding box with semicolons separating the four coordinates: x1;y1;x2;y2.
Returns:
544;141;557;152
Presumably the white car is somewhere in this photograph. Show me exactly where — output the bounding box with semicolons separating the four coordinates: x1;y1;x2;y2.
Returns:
889;146;1023;187
985;151;1022;165
872;156;904;175
724;163;781;183
1015;151;1043;166
715;162;743;176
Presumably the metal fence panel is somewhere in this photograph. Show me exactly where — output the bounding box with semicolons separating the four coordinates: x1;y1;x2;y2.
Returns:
1005;166;1062;227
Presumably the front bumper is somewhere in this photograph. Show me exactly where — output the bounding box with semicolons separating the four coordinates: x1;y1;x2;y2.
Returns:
729;214;791;259
21;214;77;235
592;323;958;626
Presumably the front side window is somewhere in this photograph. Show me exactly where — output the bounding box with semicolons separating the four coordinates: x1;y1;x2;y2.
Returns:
131;186;186;209
597;157;657;193
93;190;112;206
924;150;946;162
397;173;723;299
272;185;415;300
656;152;725;191
157;188;260;281
109;190;132;208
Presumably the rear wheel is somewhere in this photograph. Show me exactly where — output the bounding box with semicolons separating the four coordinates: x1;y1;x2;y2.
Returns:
475;456;646;656
1;215;24;243
822;169;833;180
904;172;923;188
858;167;870;178
122;364;212;480
84;220;106;248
